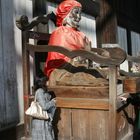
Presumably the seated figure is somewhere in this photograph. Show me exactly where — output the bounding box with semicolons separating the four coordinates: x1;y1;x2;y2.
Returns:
44;0;108;86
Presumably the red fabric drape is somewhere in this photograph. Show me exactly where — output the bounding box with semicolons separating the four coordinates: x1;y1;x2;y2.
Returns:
44;0;84;77
44;26;86;77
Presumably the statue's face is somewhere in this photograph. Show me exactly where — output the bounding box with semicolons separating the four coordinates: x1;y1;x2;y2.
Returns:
63;7;81;28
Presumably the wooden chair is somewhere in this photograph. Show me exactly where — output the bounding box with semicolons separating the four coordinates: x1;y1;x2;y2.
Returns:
16;13;134;140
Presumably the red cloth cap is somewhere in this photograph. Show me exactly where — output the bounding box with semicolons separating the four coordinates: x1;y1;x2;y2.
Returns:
56;0;82;27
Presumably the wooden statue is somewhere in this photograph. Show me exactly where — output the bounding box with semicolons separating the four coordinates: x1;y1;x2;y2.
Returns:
43;0;125;86
16;1;129;140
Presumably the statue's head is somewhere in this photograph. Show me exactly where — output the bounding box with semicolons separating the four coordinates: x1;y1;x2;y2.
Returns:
56;0;82;28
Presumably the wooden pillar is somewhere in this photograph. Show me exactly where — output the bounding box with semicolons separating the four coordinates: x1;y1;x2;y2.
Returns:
33;0;46;17
108;66;117;140
22;31;30;136
96;0;118;47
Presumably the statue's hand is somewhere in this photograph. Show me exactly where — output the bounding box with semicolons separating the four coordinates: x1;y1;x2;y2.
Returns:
83;37;91;51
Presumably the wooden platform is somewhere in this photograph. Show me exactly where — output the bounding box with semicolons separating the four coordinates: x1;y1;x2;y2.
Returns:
48;86;133;140
123;77;140;93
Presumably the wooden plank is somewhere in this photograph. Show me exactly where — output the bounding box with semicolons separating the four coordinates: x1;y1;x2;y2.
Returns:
49;86;109;99
123;77;140;93
72;109;90;140
108;66;117;140
72;109;109;140
22;31;30;136
56;97;109;110
54;108;72;140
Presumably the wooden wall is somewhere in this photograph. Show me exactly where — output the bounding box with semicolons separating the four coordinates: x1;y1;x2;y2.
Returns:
0;0;19;131
14;0;33;126
0;0;5;130
0;0;33;131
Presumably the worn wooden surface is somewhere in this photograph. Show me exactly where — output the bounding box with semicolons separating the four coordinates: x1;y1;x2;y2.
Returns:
50;83;133;140
56;97;109;110
52;99;133;140
16;13;131;140
123;77;140;93
96;0;118;46
27;44;126;66
71;109;109;140
108;66;117;140
0;0;19;131
0;3;5;130
53;108;109;140
22;31;31;136
49;86;109;99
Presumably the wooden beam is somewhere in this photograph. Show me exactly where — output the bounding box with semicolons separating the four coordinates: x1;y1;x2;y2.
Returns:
56;97;109;110
28;95;109;110
22;31;30;137
96;0;117;46
48;86;109;99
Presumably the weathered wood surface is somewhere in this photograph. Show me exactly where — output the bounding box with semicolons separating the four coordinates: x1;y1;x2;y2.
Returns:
49;86;109;99
16;12;56;31
56;98;109;110
123;77;140;93
119;51;140;95
0;5;6;130
0;0;19;131
108;66;117;140
71;109;109;140
22;31;31;136
127;55;140;63
16;12;131;140
53;105;133;140
54;108;109;140
54;108;72;140
96;0;118;46
27;44;126;66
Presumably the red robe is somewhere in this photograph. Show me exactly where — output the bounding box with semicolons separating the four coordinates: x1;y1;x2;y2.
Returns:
44;26;87;77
